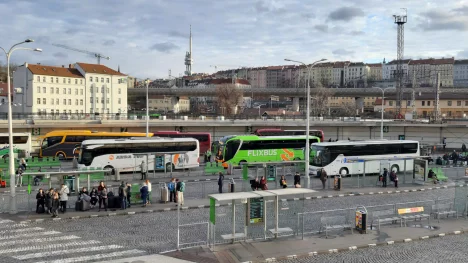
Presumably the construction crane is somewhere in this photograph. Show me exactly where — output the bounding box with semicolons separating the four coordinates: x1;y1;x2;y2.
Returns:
52;44;110;64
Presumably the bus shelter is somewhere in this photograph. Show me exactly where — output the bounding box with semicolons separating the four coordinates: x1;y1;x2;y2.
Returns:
239;160;305;189
207;188;316;249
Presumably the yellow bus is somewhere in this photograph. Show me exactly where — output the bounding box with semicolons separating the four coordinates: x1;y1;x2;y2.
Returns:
39;130;153;159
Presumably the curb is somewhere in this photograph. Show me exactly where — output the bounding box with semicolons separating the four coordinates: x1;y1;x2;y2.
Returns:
269;229;467;263
20;183;468;223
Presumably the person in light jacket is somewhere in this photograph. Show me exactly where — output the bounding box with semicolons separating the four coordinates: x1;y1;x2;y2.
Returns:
145;179;152;205
59;184;69;213
51;192;60;218
140;160;147;180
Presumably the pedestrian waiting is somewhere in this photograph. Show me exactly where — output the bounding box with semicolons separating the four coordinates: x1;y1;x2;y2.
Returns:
319;168;327;189
126;183;132;208
176;179;185;206
145;179;152;205
118;181;128;210
51;192;60;218
140;182;148;207
59;183;69;213
280;175;287;188
168;178;176;203
218;172;224;193
36;188;45;213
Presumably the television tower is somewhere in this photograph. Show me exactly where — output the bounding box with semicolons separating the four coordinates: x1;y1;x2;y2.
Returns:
184;25;193;76
393;8;407;115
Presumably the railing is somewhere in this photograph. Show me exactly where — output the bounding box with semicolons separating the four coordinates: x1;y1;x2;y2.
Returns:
177;222;209;250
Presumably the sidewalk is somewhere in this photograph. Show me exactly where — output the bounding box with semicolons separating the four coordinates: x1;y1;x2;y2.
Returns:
3;181;460;223
210;218;468;263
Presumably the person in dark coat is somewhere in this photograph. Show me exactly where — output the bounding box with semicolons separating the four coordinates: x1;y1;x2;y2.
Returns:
217;172;224;193
140;183;149;207
51;192;60;218
45;188;54;214
36;188;45;213
293;172;301;186
250;178;259;191
126;183;132;208
382;168;388;187
89;188;98;208
98;187;108;212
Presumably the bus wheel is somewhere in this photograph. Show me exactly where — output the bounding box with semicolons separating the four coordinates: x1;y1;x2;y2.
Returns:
391;164;399;173
56;152;66;160
104;165;114;176
339;168;349;177
166;163;175;172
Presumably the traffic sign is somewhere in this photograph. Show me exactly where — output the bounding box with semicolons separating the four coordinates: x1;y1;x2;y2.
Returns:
383;126;389;133
32;128;41;135
399;135;405;140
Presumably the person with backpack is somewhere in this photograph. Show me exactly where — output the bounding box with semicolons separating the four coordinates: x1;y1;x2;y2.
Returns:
118;181;127;210
176;179;185;206
217;172;224;193
168;178;176;203
140;182;148;207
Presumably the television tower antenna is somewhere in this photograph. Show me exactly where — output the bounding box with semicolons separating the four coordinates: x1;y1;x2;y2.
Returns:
393;8;407;115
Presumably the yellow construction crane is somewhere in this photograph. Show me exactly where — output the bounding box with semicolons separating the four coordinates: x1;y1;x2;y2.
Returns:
52;44;110;64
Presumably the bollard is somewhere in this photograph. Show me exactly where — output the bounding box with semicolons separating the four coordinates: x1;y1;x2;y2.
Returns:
229;178;235;193
115;168;121;181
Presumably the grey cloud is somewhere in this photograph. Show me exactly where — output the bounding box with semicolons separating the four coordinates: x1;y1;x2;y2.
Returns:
168;30;187;38
65;28;81;35
350;30;365;35
255;0;270;13
453;6;468;15
457;50;468;58
53;52;68;59
328;7;365;22
302;13;315;20
150;42;179;53
103;40;116;46
419;10;468;31
332;49;355;56
314;24;328;33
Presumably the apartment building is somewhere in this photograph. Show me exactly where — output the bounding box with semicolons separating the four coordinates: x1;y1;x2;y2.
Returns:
148;95;190;113
332;61;350;87
382;59;410;82
345;62;370;88
367;63;383;82
408;57;454;87
453;60;468;87
12;62;127;115
311;62;334;87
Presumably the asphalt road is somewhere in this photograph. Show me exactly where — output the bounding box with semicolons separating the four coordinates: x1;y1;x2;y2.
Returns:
0;187;457;263
278;233;468;263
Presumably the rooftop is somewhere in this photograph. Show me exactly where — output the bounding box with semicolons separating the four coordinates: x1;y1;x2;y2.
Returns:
76;62;126;76
27;64;84;78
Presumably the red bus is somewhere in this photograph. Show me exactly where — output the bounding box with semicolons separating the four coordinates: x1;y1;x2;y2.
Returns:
253;128;325;142
154;131;211;154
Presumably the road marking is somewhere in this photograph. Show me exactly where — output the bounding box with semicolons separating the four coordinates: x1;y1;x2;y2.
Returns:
0;235;81;247
14;245;123;260
0;223;29;230
35;249;145;263
0;227;43;234
0;240;100;254
5;231;61;240
0;220;14;224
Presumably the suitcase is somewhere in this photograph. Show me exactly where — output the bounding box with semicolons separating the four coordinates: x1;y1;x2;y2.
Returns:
81;201;90;211
107;196;121;209
161;187;169;203
75;200;82;211
38;206;45;214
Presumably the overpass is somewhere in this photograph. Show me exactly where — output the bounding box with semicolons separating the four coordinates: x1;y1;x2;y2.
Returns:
128;87;466;97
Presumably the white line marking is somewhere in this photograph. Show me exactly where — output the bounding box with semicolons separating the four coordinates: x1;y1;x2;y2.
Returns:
34;249;145;263
3;231;61;240
0;224;29;230
14;245;123;260
0;240;100;254
0;235;81;247
0;227;43;234
0;220;14;224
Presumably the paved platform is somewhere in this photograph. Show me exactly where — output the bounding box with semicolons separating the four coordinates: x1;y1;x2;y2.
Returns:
99;254;196;263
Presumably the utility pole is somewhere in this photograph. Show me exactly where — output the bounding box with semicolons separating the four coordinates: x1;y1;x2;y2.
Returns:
434;73;441;122
394;9;407;116
411;71;417;119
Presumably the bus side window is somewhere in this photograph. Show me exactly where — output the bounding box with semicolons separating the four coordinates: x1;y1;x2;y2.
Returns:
47;136;63;147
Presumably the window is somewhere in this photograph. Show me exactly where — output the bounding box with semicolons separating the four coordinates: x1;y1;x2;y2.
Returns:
63;78;66;84
95;77;98;82
37;98;41;104
80;79;83;85
56;99;59;105
68;88;71;94
75;89;78;95
107;108;110;113
118;88;121;94
37;76;40;82
427;101;431;106
101;78;104;82
96;87;98;92
68;79;71;84
96;98;99;103
106;98;109;103
89;76;93;82
63;88;66;94
68;99;71;105
448;101;452;106
43;77;46;82
389;101;393;106
106;88;109;93
50;87;54;94
101;87;104;93
56;87;59;94
51;99;54;105
422;101;425;106
80;99;83;105
75;99;78;105
56;77;59;83
75;79;78;84
43;98;46;104
118;98;121;104
63;99;66;105
37;87;40;93
106;78;109;83
80;89;83;95
101;98;104;103
465;101;468;106
51;77;54;83
457;101;462;106
90;87;93;93
90;97;93;103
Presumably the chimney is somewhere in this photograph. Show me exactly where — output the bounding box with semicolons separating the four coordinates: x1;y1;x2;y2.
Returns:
69;64;72;68
62;65;65;68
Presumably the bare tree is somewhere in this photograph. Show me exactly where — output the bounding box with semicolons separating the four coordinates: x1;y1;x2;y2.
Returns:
310;83;334;116
0;62;19;83
215;84;243;115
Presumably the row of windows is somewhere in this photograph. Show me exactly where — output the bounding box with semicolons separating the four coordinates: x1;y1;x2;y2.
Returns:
89;98;121;104
89;77;110;83
37;87;84;95
89;87;121;94
37;109;84;114
37;76;83;85
36;98;84;106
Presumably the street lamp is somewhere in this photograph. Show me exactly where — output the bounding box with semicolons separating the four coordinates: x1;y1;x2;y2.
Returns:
145;78;150;137
373;87;395;139
284;58;326;188
0;39;41;214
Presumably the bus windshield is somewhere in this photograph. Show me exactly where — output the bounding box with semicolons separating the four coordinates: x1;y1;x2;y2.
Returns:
311;146;334;167
224;140;241;162
78;147;94;166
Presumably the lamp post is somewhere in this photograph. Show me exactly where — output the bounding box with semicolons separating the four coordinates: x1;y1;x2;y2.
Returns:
145;78;150;137
0;39;41;214
284;58;326;188
374;87;394;139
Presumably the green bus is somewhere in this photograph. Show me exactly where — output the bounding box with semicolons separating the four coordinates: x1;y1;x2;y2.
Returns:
222;135;320;166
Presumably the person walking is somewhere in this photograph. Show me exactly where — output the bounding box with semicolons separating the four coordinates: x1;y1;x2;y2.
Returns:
140;182;148;207
36;188;45;213
126;183;132;208
145;179;152;205
176;179;185;206
140;160;147;180
168;178;176;203
320;168;328;189
280;175;287;188
118;181;127;210
99;187;108;212
293;172;301;186
51;192;60;218
59;183;69;213
217;172;224;193
382;168;388;188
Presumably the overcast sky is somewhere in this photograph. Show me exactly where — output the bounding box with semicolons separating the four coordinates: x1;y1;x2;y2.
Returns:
1;0;468;79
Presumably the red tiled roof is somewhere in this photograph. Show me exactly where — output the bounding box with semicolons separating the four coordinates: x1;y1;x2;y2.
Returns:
0;83;13;96
209;78;250;85
76;62;126;76
267;66;284;70
27;64;84;78
333;61;350;68
409;58;454;65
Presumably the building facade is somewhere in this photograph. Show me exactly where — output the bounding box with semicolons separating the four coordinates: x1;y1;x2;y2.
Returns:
453;60;468;87
148;95;190;113
345;62;370;88
367;63;383;83
408;58;454;87
382;59;410;82
332;61;350;87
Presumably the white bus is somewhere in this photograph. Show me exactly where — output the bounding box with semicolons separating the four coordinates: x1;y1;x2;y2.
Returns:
0;133;32;159
77;137;199;172
309;140;420;176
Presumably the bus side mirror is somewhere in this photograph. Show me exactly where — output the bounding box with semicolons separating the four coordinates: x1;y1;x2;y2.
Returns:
73;147;81;156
